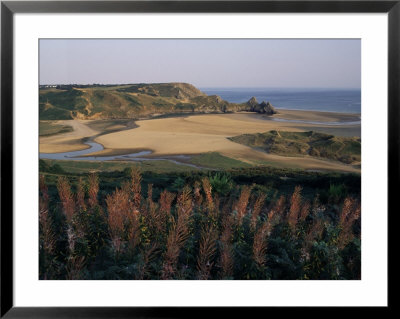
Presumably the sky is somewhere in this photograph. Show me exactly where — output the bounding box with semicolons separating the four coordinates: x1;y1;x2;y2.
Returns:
39;39;361;89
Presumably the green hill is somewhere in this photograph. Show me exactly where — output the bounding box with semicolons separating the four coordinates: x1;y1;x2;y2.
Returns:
40;83;240;120
229;130;361;164
39;83;277;120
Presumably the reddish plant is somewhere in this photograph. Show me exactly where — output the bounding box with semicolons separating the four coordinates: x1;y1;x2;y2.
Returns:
130;167;142;210
106;188;130;253
337;198;361;249
250;194;266;231
253;222;269;268
301;218;326;262
76;177;86;211
162;220;188;279
219;214;234;278
159;190;175;217
274;195;286;217
299;200;311;222
193;181;203;207
202;178;214;212
235;185;253;223
287;186;302;230
266;210;277;236
162;187;193;279
39;177;55;261
137;243;159;280
176;186;193;218
147;184;165;234
88;173;99;208
57;176;75;223
265;196;285;236
197;225;218;280
147;183;153;204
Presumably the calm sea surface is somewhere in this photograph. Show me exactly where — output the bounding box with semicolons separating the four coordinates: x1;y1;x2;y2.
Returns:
200;88;361;114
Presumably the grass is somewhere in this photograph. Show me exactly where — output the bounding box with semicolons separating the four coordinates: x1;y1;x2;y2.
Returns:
84;119;135;132
39;88;87;119
190;152;252;169
230;130;361;164
41;151;251;174
39;121;73;136
40;159;199;174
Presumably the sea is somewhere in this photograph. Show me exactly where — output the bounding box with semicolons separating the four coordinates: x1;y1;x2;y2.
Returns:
200;88;361;114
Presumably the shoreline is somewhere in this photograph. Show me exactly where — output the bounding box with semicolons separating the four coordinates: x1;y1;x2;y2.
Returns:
268;109;360;123
132;108;361;122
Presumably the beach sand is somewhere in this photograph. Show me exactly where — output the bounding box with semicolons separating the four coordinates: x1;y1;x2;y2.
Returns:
269;109;360;123
40;110;361;172
39;120;99;153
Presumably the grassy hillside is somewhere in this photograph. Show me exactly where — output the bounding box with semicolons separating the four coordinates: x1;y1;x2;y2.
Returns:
39;83;253;120
39;121;73;136
230;130;361;164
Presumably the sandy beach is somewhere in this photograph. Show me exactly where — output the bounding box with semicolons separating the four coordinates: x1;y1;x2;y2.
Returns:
268;109;360;123
39;120;99;153
39;109;361;172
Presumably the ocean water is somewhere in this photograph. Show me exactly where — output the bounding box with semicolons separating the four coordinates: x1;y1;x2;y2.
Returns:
200;88;361;114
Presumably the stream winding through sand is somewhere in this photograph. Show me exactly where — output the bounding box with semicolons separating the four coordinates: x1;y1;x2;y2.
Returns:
39;140;203;169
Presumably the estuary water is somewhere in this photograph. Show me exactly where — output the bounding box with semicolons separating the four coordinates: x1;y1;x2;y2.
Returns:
201;88;361;114
39;141;202;168
39;142;151;161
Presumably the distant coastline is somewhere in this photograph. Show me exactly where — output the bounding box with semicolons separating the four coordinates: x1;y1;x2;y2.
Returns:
200;87;361;114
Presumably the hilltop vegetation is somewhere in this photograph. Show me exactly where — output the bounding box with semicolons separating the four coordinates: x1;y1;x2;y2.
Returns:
230;130;361;164
39;83;276;120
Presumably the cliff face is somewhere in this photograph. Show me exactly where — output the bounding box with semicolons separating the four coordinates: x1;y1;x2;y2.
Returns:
39;83;277;120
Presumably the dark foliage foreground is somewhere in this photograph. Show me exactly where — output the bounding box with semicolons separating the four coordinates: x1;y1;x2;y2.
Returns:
39;169;361;280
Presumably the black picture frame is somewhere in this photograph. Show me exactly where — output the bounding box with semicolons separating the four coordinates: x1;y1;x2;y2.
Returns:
1;0;397;317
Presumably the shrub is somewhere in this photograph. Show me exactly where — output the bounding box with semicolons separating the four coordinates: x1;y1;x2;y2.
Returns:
209;172;233;196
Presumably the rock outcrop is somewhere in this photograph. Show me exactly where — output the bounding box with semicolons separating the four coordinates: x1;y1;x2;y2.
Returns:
247;96;259;109
246;97;277;115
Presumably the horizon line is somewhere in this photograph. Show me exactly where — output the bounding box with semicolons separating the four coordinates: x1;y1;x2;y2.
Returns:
39;83;361;90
